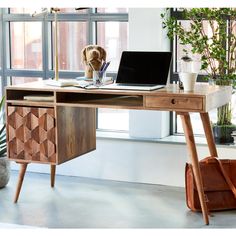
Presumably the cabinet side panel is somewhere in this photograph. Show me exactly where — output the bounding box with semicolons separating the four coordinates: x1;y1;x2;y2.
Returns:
56;106;96;164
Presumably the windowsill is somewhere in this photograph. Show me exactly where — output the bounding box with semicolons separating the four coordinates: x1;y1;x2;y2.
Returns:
96;130;236;149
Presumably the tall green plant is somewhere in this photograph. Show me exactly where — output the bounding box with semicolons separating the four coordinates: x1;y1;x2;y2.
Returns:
161;8;236;126
0;96;6;157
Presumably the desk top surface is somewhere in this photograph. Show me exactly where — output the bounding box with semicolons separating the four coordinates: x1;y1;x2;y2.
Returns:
5;80;231;97
5;81;232;112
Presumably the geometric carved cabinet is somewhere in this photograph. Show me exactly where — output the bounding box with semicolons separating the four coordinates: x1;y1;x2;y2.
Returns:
7;106;56;164
6;92;96;166
5;87;97;203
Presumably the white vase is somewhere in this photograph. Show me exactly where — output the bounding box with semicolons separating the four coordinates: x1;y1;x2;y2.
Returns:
179;72;198;92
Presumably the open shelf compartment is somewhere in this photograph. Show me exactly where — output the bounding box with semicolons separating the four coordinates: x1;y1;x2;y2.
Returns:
6;89;55;101
56;92;144;108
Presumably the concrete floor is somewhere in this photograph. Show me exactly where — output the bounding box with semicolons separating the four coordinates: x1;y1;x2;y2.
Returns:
0;171;236;228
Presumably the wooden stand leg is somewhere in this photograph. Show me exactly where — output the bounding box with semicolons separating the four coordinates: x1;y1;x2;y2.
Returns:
51;165;56;188
14;163;28;203
179;112;209;225
200;112;218;157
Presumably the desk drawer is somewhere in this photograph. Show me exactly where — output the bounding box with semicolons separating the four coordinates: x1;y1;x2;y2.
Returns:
145;96;203;111
7;106;56;163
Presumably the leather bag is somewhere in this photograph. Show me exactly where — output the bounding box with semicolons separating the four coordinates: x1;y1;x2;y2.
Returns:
185;157;236;211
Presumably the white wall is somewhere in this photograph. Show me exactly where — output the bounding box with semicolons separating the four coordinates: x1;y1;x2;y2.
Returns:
128;8;171;139
12;138;187;187
128;8;170;51
10;138;236;187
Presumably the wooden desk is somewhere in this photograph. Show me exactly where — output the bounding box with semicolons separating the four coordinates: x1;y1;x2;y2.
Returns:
5;81;232;225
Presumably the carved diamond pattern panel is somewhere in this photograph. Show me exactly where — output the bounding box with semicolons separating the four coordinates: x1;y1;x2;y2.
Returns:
7;106;56;163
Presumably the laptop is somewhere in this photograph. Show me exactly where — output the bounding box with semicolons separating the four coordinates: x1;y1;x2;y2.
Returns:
100;51;172;91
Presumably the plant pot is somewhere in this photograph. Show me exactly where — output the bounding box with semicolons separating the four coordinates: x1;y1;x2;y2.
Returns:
212;124;236;144
0;156;10;188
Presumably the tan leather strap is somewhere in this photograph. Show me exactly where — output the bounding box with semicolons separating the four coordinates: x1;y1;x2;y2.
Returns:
201;156;216;163
201;156;236;198
214;158;236;199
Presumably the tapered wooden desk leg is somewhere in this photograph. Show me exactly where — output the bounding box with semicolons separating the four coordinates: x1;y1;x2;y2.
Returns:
51;165;56;188
14;163;28;203
179;112;209;225
200;112;218;157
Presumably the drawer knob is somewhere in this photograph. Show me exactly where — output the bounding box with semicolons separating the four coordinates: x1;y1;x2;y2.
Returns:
171;99;176;104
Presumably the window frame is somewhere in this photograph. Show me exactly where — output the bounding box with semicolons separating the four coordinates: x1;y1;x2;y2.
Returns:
0;8;128;129
0;8;128;83
170;8;234;135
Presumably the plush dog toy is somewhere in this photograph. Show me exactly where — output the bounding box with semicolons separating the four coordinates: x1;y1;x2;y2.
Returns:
81;45;107;78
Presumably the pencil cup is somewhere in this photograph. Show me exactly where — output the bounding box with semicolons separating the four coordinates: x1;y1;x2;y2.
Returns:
93;71;106;86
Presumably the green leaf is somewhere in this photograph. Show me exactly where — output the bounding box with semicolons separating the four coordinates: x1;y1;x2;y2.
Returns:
0;147;7;157
161;8;236;125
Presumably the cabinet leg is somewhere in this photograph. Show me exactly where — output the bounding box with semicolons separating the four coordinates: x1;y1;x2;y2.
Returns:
200;112;218;157
14;163;28;203
179;112;209;225
51;165;56;188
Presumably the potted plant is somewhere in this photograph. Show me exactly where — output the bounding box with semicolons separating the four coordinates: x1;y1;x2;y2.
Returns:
161;8;236;144
0;96;10;188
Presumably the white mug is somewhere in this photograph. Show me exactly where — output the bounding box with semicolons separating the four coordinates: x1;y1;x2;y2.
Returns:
179;72;198;91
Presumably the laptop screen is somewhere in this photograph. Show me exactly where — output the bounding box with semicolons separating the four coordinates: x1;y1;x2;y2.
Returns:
116;51;172;85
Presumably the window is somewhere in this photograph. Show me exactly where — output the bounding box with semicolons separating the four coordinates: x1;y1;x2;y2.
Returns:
9;77;42;85
0;8;129;132
10;8;42;14
98;108;129;131
0;77;2;98
54;22;88;71
59;8;89;14
10;22;43;70
171;9;236;135
97;8;128;13
97;22;128;72
0;33;1;70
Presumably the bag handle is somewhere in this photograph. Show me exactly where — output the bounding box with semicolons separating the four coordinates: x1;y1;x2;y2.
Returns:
213;158;236;199
200;156;236;198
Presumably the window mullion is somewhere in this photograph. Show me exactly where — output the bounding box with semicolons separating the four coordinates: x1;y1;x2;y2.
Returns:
0;9;3;95
0;9;3;75
2;11;10;87
88;9;94;44
42;14;48;80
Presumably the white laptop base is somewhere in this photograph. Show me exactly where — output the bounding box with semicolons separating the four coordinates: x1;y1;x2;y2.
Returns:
100;83;164;91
